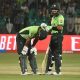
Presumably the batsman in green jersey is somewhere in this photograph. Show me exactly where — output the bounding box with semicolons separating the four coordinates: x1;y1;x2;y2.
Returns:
45;4;64;75
16;23;47;75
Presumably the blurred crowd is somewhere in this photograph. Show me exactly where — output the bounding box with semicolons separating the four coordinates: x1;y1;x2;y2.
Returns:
0;0;80;34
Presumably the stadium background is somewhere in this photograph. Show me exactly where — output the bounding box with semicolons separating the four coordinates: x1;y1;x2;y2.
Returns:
0;0;80;34
0;0;80;80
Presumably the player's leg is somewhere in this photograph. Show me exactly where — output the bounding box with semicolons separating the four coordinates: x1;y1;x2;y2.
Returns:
59;35;63;63
27;40;38;74
28;53;38;74
53;35;62;75
54;50;61;74
45;49;55;73
45;49;52;73
45;37;55;74
48;35;61;75
16;34;27;75
50;55;55;69
19;54;27;74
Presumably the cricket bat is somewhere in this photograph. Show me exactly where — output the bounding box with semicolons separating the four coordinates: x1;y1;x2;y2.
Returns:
41;46;49;74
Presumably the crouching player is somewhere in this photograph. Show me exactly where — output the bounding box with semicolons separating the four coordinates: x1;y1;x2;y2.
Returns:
16;23;48;75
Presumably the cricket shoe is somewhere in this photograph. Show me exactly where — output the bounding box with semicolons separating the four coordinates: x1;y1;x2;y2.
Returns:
46;71;53;75
31;71;41;75
21;72;30;75
53;72;62;75
36;72;42;75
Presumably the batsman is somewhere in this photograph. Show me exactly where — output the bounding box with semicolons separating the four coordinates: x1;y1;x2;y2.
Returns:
45;3;64;75
16;23;48;75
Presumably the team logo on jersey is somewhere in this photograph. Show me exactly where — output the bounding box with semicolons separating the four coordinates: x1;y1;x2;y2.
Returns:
60;19;63;23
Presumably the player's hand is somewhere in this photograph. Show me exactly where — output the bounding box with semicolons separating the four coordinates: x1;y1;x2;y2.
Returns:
21;46;28;55
30;47;37;55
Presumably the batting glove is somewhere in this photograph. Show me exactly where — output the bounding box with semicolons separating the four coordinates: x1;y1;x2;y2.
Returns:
30;47;37;55
21;46;28;55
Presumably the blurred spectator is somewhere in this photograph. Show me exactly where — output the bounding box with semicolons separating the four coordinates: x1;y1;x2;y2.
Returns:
75;17;80;34
21;2;29;13
66;16;75;34
41;7;50;24
6;18;13;33
16;0;27;6
0;16;6;33
14;10;25;33
0;0;80;34
29;1;37;26
66;1;76;17
60;0;68;15
75;0;80;16
4;3;13;19
36;1;50;25
21;2;30;27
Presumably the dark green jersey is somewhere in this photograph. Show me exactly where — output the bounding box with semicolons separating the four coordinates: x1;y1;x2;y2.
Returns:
19;26;39;39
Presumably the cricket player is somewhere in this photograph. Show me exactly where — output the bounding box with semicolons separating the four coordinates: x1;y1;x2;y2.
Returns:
16;23;48;75
45;3;64;75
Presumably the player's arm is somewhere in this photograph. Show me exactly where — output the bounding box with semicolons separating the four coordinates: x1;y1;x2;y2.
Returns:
21;37;31;55
46;26;58;34
25;37;31;46
52;25;63;31
46;26;53;34
46;25;63;35
31;36;39;47
29;37;39;55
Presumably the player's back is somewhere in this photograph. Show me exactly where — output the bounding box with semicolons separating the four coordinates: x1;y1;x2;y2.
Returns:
19;26;39;39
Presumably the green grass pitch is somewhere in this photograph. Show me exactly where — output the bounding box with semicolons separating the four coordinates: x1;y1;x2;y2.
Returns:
0;53;80;80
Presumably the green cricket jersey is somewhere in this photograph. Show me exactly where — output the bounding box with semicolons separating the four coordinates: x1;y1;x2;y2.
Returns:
19;26;39;39
51;14;64;26
51;14;64;34
47;14;64;34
